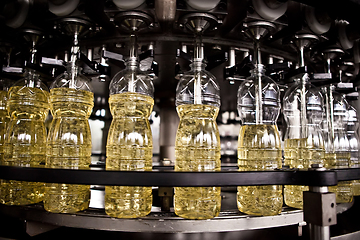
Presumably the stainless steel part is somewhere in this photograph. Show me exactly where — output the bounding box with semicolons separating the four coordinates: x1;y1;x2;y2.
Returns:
292;33;319;67
305;164;337;240
114;11;154;32
159;107;179;164
303;191;337;226
1;0;360;239
0;204;304;233
155;0;176;23
179;13;219;34
158;187;174;212
229;47;236;66
57;17;92;37
331;230;360;240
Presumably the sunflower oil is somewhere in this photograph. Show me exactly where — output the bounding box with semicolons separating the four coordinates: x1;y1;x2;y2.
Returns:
44;88;93;213
0;90;9;161
174;104;221;220
105;92;153;218
237;124;283;216
284;138;325;209
1;85;49;205
326;152;353;203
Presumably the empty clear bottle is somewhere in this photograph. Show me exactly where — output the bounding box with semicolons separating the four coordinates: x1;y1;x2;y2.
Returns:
347;104;360;196
174;43;221;219
237;64;282;216
323;86;352;203
44;58;94;213
106;35;154;218
0;69;49;205
283;73;325;209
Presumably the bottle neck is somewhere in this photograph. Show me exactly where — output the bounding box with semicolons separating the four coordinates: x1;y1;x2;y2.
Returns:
250;64;266;78
294;73;309;84
190;60;206;72
25;69;40;88
125;57;139;71
67;40;81;89
68;61;79;77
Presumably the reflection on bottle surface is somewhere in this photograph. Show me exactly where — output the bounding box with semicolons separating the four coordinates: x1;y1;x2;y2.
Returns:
1;83;49;205
174;104;221;219
106;92;153;218
237;124;283;216
45;88;93;213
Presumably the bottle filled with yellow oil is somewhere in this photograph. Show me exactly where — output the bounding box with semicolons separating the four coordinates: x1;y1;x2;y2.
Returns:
106;35;154;218
44;61;94;213
347;105;360;196
282;73;325;209
0;80;9;161
237;64;283;216
174;43;221;219
283;138;324;208
0;70;49;205
175;104;221;219
322;86;352;203
326;153;352;202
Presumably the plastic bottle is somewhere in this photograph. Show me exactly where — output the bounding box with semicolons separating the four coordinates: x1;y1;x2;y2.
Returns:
346;105;360;196
0;69;49;205
0;80;9;161
174;48;221;219
283;73;325;209
105;35;154;218
322;86;352;203
44;61;94;213
237;64;282;216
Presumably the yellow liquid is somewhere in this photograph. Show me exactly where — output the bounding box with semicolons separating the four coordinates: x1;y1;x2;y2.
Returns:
326;152;353;203
174;104;221;220
237;124;283;216
284;138;324;209
106;92;153;218
1;86;49;205
44;88;93;213
350;149;360;196
353;180;360;196
0;90;9;161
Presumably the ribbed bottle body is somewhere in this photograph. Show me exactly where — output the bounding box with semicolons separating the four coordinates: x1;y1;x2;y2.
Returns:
237;124;283;215
44;88;93;213
174;104;221;219
283;137;324;209
105;92;153;218
1;84;49;205
0;90;9;161
237;65;283;216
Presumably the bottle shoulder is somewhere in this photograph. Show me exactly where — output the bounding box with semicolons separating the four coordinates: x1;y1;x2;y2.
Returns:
109;68;154;97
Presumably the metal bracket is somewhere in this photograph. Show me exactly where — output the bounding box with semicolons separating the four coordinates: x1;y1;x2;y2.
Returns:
41;57;65;67
158;187;174;212
2;66;23;74
303;191;337;227
224;55;253;82
102;50;124;62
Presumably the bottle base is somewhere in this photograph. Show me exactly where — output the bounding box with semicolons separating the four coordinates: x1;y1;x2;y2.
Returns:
352;180;360;196
174;187;221;220
105;209;152;219
44;184;90;213
0;180;44;205
329;182;353;203
105;186;152;219
284;185;308;209
174;210;220;220
237;185;283;216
